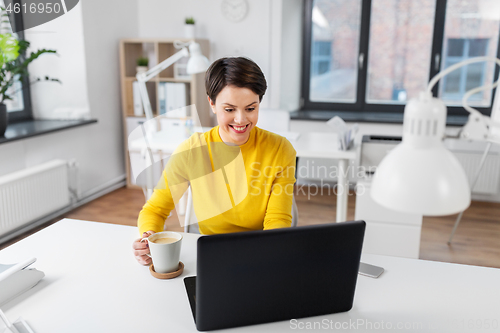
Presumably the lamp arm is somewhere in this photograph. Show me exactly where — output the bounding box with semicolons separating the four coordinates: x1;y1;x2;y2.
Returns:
459;80;500;141
135;47;190;121
426;56;500;142
136;81;154;121
427;56;500;118
427;57;500;127
138;47;189;82
462;78;499;116
426;56;500;100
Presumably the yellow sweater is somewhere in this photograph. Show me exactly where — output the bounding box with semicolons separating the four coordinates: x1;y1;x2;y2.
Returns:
138;126;296;235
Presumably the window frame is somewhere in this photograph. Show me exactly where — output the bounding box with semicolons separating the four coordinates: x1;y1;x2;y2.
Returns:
441;38;489;101
5;0;34;123
301;0;500;118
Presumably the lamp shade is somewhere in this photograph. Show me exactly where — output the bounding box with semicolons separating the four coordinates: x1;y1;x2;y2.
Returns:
371;92;471;216
187;42;210;74
371;143;471;215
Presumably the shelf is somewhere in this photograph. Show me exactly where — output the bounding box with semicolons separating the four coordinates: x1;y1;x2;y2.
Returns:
0;119;97;145
120;38;211;188
158;77;191;83
158;42;177;78
122;42;156;78
121;38;204;44
123;80;157;117
124;77;191;83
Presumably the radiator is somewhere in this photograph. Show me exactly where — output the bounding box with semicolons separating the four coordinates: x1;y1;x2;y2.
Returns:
0;160;70;237
454;152;500;195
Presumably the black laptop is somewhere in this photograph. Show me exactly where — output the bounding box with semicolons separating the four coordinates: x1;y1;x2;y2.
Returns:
184;220;366;331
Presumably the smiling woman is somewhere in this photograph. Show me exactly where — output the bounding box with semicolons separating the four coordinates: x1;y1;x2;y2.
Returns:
211;86;259;145
205;57;267;144
132;57;297;265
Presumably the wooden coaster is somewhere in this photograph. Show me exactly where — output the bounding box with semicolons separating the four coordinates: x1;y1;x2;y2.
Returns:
149;262;184;279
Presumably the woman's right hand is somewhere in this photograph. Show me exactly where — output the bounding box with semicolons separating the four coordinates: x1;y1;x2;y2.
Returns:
133;230;155;265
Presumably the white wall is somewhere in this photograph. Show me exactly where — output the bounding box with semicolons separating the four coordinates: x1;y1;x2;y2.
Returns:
137;0;274;109
0;0;139;199
77;0;139;196
137;0;305;111
280;0;303;111
26;4;90;119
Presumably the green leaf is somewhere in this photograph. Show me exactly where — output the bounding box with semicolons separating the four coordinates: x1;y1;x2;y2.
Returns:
0;11;58;102
0;33;19;67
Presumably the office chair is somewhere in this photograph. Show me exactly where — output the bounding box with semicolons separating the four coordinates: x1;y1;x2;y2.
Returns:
183;187;299;234
257;108;291;132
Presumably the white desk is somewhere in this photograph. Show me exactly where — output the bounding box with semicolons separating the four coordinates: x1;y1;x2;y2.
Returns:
130;130;357;222
290;132;357;222
1;219;499;333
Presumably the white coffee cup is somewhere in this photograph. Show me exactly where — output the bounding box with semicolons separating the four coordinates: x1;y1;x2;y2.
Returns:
141;231;183;274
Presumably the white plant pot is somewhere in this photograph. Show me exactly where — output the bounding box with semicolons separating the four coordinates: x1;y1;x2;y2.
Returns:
184;24;195;39
136;66;148;74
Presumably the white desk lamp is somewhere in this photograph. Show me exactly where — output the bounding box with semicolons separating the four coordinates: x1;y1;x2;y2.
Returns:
371;57;500;219
134;41;209;199
136;41;210;121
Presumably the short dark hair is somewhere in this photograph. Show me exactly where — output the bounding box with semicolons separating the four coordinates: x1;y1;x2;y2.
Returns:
205;57;267;103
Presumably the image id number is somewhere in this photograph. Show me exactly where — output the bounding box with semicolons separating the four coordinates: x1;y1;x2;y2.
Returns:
5;2;62;14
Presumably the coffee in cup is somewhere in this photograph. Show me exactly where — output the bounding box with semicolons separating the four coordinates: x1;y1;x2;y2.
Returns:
141;231;182;274
151;237;179;244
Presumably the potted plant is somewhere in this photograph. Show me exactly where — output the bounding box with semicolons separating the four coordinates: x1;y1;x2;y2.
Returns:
184;17;195;39
136;56;149;75
0;31;57;136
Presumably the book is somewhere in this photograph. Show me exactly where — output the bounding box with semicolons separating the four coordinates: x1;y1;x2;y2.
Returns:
166;82;175;116
158;82;167;115
173;83;187;117
132;82;144;116
165;83;188;118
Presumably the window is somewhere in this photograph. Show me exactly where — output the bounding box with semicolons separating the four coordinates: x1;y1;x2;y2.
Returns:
309;2;361;104
311;41;332;76
301;0;500;118
366;0;435;105
3;1;33;122
441;38;488;101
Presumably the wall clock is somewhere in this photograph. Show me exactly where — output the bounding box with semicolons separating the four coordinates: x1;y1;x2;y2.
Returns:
221;0;248;23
